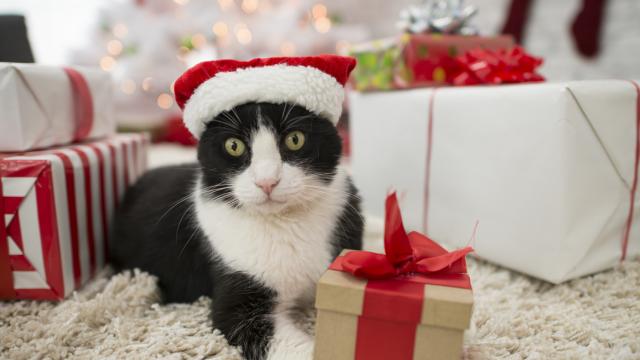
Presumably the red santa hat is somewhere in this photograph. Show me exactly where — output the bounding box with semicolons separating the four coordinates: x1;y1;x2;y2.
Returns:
174;55;357;138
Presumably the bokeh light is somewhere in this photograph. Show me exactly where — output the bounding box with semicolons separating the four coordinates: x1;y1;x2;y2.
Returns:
99;56;116;71
157;93;173;109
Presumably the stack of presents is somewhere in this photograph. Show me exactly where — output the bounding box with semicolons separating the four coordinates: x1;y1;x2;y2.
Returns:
315;1;639;359
0;63;149;301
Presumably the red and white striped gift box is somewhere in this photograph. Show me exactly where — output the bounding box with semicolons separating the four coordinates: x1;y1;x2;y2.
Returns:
0;133;149;300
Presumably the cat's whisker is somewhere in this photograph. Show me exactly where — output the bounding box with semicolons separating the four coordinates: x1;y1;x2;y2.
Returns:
154;193;194;226
178;227;201;260
211;113;242;132
230;108;242;124
175;203;195;244
282;114;317;132
282;102;296;123
299;184;362;217
202;184;235;193
218;113;242;130
280;102;290;122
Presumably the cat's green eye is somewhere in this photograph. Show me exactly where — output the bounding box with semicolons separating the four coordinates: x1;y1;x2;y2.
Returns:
224;137;246;157
284;131;305;151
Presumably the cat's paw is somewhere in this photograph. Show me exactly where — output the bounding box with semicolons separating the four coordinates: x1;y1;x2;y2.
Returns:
266;337;314;360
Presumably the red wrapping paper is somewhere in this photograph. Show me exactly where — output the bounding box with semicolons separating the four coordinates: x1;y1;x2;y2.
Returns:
452;46;545;86
403;34;516;88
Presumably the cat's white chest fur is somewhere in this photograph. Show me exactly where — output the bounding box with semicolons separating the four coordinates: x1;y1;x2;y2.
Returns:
194;167;349;302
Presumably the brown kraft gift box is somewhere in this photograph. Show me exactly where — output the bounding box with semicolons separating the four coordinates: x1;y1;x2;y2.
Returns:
313;193;474;360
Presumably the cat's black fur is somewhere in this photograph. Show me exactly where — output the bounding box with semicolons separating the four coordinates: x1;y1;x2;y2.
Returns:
110;102;363;360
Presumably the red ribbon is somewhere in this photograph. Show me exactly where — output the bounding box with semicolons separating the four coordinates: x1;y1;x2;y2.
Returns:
63;67;94;142
452;46;545;86
423;89;437;233
622;80;640;261
335;192;473;281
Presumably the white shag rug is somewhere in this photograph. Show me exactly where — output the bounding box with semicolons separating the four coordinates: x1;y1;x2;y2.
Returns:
2;252;639;359
2;146;639;359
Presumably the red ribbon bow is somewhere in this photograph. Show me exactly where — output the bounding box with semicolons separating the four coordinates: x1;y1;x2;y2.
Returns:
340;192;473;280
452;46;545;86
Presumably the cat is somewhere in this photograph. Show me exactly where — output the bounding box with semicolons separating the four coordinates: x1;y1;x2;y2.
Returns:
110;101;364;360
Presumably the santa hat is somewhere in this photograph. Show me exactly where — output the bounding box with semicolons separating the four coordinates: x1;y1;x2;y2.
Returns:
174;55;356;138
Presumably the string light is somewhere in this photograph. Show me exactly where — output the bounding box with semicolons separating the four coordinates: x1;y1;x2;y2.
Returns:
311;3;327;19
157;93;173;109
314;16;331;33
142;77;153;92
212;22;229;37
280;41;296;56
235;23;252;44
99;56;116;71
174;0;189;4
112;23;128;38
236;28;252;44
218;0;234;10
191;33;207;49
121;79;136;94
241;0;259;13
106;40;123;56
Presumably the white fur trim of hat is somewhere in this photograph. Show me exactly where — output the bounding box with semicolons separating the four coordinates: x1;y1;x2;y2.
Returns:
173;55;357;139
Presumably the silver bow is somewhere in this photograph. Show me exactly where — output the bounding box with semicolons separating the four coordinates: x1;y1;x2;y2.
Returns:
397;0;478;35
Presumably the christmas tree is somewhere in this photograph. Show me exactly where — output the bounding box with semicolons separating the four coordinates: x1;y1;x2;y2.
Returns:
71;0;370;136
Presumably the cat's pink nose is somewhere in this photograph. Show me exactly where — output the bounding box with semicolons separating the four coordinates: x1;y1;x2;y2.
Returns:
255;178;280;195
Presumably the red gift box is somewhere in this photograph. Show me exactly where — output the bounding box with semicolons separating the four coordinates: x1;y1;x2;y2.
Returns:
0;134;149;300
348;34;525;91
403;34;516;87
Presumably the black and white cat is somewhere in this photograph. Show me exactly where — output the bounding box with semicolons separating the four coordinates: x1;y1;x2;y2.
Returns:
110;101;363;359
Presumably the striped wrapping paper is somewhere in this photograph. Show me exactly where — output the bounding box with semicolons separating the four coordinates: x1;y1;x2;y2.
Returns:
0;133;149;300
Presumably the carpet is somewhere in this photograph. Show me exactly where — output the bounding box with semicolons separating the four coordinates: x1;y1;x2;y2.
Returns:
2;250;639;359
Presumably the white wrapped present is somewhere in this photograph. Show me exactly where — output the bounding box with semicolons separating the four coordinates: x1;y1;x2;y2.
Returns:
0;63;115;152
350;80;640;283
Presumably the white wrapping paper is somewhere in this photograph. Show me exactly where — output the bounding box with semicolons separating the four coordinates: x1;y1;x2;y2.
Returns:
0;63;115;152
350;80;640;283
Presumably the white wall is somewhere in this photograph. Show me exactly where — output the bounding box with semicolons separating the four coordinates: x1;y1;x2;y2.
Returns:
0;0;116;64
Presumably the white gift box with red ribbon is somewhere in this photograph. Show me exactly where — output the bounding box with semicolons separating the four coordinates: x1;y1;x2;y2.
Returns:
0;134;148;300
350;80;640;283
0;63;115;152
